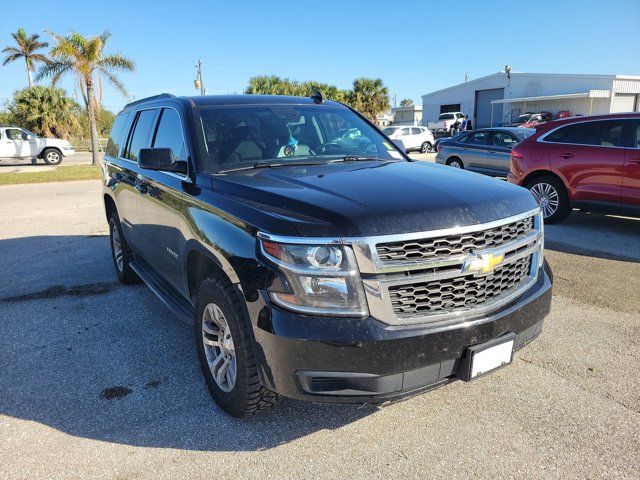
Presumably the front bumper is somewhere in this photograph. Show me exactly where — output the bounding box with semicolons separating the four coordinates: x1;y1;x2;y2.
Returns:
246;264;552;404
62;147;76;157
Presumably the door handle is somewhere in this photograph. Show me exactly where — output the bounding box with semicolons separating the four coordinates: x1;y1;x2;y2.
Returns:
559;153;573;159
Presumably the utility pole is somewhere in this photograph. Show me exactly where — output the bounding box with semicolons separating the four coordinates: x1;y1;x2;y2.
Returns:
194;59;205;96
464;72;468;82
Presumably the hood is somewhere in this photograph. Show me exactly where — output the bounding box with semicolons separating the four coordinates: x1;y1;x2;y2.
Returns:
211;160;538;237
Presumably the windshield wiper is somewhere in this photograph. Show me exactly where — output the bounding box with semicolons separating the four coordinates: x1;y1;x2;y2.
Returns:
328;155;395;163
218;159;325;173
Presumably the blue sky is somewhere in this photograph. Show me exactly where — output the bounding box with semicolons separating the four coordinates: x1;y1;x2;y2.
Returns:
1;0;639;112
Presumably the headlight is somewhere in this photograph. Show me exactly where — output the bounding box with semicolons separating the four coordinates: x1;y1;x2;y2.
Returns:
259;237;369;317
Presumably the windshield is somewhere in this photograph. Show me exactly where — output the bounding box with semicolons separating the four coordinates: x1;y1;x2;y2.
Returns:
512;115;532;124
198;104;403;172
438;113;454;120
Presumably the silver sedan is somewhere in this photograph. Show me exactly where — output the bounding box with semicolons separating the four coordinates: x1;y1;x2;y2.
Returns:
435;127;535;176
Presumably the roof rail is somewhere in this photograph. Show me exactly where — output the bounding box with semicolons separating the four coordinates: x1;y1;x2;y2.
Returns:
123;93;176;109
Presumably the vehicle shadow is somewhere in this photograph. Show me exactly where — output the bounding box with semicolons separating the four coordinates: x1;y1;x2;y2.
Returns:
544;211;640;263
0;235;376;452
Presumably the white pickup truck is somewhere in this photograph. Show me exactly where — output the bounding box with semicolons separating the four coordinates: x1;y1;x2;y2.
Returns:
0;125;75;165
427;112;467;136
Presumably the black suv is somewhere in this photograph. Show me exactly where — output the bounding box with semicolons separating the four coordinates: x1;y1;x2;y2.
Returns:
103;93;552;417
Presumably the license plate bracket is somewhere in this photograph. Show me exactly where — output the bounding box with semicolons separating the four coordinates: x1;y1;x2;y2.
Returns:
457;332;516;381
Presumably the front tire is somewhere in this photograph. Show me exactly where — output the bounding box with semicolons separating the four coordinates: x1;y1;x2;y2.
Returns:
108;213;139;284
42;148;62;165
446;157;464;169
195;276;278;417
526;175;570;224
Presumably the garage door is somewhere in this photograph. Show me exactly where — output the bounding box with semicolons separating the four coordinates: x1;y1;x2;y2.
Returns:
611;94;638;112
475;88;504;128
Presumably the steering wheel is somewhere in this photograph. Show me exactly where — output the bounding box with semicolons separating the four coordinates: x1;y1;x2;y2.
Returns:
310;142;343;156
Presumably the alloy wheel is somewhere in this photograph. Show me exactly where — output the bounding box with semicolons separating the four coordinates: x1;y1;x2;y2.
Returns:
530;182;559;218
47;151;60;162
111;224;123;272
201;302;237;393
449;160;462;168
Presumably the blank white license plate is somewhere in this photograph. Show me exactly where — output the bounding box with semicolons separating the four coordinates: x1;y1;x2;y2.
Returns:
470;339;514;378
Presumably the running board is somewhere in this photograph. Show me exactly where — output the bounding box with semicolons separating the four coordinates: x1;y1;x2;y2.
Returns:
130;260;195;325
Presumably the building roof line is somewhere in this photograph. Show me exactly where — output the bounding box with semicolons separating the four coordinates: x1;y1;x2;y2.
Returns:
422;72;637;99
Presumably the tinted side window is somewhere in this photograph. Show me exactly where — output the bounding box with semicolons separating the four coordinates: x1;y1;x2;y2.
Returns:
463;132;490;145
105;112;131;157
6;128;27;140
544;121;628;147
411;127;422;135
126;109;158;161
400;128;411;135
492;132;519;148
152;109;186;162
634;121;640;149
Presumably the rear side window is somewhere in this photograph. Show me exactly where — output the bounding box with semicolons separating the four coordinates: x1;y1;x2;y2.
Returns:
634;122;640;148
126;109;158;161
462;132;490;145
491;132;519;148
152;108;187;162
544;120;628;147
105;112;131;157
411;127;422;135
400;128;411;135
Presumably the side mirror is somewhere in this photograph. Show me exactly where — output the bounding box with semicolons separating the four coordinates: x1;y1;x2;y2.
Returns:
139;148;187;174
391;138;408;153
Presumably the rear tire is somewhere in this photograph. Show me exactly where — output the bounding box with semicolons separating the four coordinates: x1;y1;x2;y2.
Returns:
42;148;62;165
108;213;139;284
446;157;464;169
195;275;279;417
421;141;433;153
526;175;570;224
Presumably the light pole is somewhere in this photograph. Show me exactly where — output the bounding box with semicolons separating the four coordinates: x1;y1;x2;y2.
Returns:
194;59;205;96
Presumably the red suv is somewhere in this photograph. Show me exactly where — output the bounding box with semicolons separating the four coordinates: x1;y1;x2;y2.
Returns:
508;113;640;223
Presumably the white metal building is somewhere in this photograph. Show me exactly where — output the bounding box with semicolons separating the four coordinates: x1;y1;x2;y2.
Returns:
391;105;423;126
421;72;640;128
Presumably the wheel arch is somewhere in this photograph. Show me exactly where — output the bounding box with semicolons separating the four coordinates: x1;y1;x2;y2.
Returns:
103;193;117;223
522;169;569;197
184;241;241;302
39;146;63;159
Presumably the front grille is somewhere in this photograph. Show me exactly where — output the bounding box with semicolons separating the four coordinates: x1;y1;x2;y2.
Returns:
388;255;532;317
376;216;535;263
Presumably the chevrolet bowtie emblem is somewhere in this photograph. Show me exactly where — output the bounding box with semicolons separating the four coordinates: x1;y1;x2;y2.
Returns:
462;251;505;275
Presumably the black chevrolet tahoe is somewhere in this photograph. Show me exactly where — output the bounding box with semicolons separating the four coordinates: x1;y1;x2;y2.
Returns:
102;93;552;417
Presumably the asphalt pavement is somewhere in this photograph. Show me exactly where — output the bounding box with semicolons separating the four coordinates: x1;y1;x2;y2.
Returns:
0;179;639;480
0;152;99;173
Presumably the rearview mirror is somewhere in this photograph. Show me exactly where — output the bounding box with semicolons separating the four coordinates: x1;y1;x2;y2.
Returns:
139;148;187;174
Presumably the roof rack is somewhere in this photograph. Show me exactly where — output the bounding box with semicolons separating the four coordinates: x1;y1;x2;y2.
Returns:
123;93;176;109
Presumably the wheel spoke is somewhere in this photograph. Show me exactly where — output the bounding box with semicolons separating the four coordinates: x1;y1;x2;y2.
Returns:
201;301;237;392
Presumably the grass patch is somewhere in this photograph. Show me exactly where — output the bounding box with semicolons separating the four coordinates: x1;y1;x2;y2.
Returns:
0;165;102;186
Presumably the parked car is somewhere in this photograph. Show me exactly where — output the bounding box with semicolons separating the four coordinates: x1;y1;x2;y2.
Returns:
435;127;535;176
509;113;640;223
0;124;75;164
103;93;552;417
427;112;467;136
520;112;552;129
505;113;534;127
382;125;435;153
556;110;571;119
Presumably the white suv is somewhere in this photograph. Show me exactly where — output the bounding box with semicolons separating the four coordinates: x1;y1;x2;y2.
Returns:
382;126;435;153
0;125;75;165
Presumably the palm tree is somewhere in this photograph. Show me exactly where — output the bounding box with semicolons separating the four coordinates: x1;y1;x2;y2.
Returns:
36;31;135;165
2;28;49;87
348;78;390;122
9;86;81;139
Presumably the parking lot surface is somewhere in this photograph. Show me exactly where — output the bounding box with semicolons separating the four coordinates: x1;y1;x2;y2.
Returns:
1;179;639;479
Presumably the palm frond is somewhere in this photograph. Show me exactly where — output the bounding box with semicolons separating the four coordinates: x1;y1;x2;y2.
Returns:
98;68;128;97
35;59;73;83
97;54;135;72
